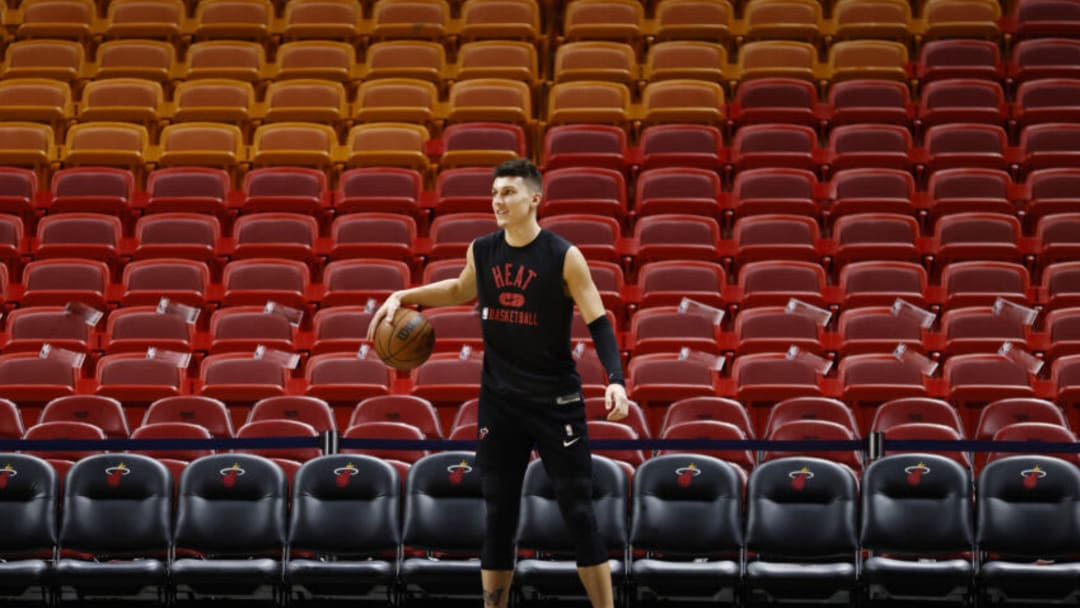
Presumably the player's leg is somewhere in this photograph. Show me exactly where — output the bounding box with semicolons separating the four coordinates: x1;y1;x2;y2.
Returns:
534;394;614;608
476;389;532;608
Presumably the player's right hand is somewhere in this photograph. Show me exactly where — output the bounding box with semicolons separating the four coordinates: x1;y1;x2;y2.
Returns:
366;293;402;341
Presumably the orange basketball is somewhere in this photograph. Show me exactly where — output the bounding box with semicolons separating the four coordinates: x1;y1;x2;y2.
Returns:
373;308;436;370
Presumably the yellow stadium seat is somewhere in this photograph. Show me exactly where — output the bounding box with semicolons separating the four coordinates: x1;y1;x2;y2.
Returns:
0;122;57;173
16;0;97;40
280;0;363;40
261;79;350;128
173;79;257;125
546;80;631;126
342;122;430;171
455;41;539;83
826;40;909;82
643;41;728;84
640;79;725;126
741;0;825;42
354;78;441;126
0;40;86;82
554;41;638;85
363;41;448;83
0;79;73;127
370;0;450;41
563;0;644;43
77;78;167;127
103;0;186;39
93;40;177;82
831;0;912;41
183;41;268;82
193;0;274;40
273;41;359;83
447;78;532;124
62;122;152;171
652;0;733;42
250;122;338;168
158;122;246;170
458;0;541;42
736;40;819;82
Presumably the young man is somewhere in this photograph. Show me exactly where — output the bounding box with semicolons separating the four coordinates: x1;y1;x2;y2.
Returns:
368;158;631;608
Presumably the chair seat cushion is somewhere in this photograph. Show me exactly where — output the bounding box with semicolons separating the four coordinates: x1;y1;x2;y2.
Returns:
863;556;972;600
632;558;739;599
0;559;50;595
285;558;394;596
400;557;482;597
980;560;1080;602
56;558;166;594
746;561;856;602
171;557;280;596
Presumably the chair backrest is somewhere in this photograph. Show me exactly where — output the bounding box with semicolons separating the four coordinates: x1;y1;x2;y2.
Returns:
41;395;129;438
249;396;336;433
746;457;858;559
60;453;171;554
0;454;57;553
174;454;288;554
143;396;234;438
402;451;484;552
630;454;743;555
977;455;1080;558
289;455;401;554
515;455;627;554
860;454;973;554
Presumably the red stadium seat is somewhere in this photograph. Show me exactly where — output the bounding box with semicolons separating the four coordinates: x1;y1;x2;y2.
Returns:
637;260;726;308
351;395;444;439
34;213;121;264
827;168;916;219
871;398;963;435
764;397;858;438
103;306;194;355
304;354;393;403
824;125;914;173
1014;78;1080;128
926;168;1015;219
1019;123;1080;171
833;213;920;267
322;259;411;309
733;352;823;407
840;261;928;308
221;259;312;308
143;396;233;438
734;306;822;355
40;395;128;438
917;79;1007;128
627;353;717;410
131;422;213;462
198;353;289;403
933;212;1023;265
882;422;970;468
729;78;819;127
231;213;318;265
241;167;328;217
943;261;1032;309
826;79;912;127
3;306;94;355
730;124;819;172
208;306;296;354
634;214;721;264
941;306;1029;356
0;399;25;439
426;306;483;353
945;353;1036;410
762;420;862;472
328;214;416;263
638;124;724;171
248;395;335;433
440;122;527;168
628;306;720;356
48;167;134;218
23;421;104;461
95;353;185;403
737;260;826;308
838;353;929;406
584;396;650;439
660;397;753;438
731;168;818;218
428;213;498;260
923;123;1010;172
410;353;483;405
0;353;78;403
634;167;723;219
541;124;629;172
837;306;927;355
915;39;1003;83
658;420;754;474
341;421;428;463
587;420;645;467
540;167;628;219
21;259;109;309
310;306;374;355
1044;307;1080;361
144;167;230;218
1012;0;1080;39
1010;38;1080;83
976;398;1068;441
1036;212;1080;266
335;167;422;218
133;213;222;264
539;215;621;262
1043;261;1080;310
121;259;211;309
986;422;1080;467
734;214;821;263
236;419;321;462
434;167;495;215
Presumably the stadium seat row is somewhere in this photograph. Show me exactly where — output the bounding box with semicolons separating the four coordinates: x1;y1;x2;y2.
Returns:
4;450;1080;605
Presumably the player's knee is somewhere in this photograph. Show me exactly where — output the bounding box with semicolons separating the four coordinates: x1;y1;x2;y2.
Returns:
551;476;597;536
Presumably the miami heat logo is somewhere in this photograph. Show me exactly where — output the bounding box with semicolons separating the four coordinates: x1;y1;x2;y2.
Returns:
219;463;246;488
333;463;359;488
105;463;131;487
788;466;814;491
1021;465;1047;489
447;460;472;485
675;463;701;488
0;464;17;489
479;427;489;440
904;462;931;486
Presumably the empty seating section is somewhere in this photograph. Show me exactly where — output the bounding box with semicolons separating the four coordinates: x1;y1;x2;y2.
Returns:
0;0;1078;602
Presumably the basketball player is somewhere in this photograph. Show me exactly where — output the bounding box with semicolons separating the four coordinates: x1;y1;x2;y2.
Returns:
368;158;631;608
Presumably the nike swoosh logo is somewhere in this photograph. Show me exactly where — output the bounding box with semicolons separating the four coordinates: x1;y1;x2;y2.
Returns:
563;437;580;447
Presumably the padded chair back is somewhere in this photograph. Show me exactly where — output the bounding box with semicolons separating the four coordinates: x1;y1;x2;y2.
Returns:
174;454;287;554
289;455;400;554
977;455;1080;558
0;454;57;552
60;454;171;553
630;454;742;555
860;454;974;553
746;457;858;559
402;451;484;552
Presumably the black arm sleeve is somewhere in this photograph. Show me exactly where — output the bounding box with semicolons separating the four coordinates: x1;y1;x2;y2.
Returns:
587;315;625;386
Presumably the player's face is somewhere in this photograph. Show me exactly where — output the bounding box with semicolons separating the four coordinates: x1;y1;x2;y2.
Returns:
491;176;539;228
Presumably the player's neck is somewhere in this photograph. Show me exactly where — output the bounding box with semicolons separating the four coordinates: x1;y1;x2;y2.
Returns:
503;219;541;248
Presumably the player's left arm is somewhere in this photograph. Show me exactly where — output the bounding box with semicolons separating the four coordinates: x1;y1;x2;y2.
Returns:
563;246;632;421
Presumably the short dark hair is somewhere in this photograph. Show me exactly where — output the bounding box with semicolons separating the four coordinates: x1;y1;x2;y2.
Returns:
493;158;542;194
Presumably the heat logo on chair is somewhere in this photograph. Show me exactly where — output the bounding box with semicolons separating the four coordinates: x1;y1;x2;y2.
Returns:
105;463;130;487
1022;465;1047;489
904;462;931;486
674;463;700;488
447;460;472;485
333;463;359;488
219;463;246;488
0;464;17;489
788;466;814;490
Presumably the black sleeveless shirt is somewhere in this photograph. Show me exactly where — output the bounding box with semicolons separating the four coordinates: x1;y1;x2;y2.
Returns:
472;229;582;399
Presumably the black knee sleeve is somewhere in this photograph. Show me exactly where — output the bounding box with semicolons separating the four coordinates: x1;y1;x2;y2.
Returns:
552;476;608;567
481;475;520;570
